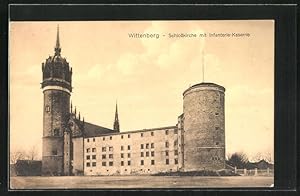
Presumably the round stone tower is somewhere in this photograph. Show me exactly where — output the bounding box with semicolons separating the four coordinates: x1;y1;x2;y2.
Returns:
41;26;72;175
182;82;225;171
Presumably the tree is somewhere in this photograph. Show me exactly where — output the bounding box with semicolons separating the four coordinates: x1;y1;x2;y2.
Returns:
227;152;249;169
10;149;26;164
26;145;38;160
252;152;273;163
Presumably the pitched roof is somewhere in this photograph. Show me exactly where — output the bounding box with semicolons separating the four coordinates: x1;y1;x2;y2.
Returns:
82;121;117;137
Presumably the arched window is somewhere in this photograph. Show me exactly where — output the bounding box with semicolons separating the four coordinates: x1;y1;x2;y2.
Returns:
53;128;59;136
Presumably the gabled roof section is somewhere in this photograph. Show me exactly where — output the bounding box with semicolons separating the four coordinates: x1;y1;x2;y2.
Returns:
82;121;117;137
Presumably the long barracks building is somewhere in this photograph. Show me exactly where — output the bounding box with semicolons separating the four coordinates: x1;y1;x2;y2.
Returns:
41;27;226;176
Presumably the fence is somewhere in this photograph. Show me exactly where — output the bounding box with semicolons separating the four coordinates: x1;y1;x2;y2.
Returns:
234;167;274;176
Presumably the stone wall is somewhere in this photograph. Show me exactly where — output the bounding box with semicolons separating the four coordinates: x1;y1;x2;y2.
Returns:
183;83;225;171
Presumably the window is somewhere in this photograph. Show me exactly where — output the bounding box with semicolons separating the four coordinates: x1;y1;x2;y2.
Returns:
141;152;144;157
87;155;91;160
215;112;219;116
92;162;96;167
128;153;131;158
128;134;130;138
86;148;90;153
166;159;169;165
121;135;123;139
141;133;144;137
109;147;113;151
121;153;124;158
174;129;178;134
102;147;106;152
86;162;90;167
165;130;169;135
128;161;131;166
151;160;155;165
109;154;113;159
151;151;154;157
141;144;144;149
151;132;154;136
92;148;96;152
87;138;89;142
45;105;50;112
121;161;124;166
151;143;154;148
174;150;178;155
103;137;105;141
215;127;219;130
128;145;130;150
174;140;178;146
165;141;169;148
52;149;57;155
166;150;169;156
109;161;113;166
102;162;106;166
102;154;106;159
93;138;95;142
121;146;124;151
141;160;144;165
54;128;59;136
92;155;96;159
146;143;149;149
146;152;149;157
216;142;219;145
175;158;178;164
110;136;112;140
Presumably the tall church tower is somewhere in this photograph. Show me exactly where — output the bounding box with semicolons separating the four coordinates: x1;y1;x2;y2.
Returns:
113;103;120;132
41;26;72;175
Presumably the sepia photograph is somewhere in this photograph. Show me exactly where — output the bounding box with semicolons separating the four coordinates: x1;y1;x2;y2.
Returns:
9;20;274;189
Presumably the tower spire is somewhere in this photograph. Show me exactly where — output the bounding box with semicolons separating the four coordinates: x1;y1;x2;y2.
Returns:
54;25;61;56
113;101;120;132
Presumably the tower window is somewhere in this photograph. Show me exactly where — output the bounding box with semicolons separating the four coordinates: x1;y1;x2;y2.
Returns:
86;148;90;153
141;160;144;165
121;153;124;158
92;162;96;167
128;161;131;166
52;149;57;155
128;153;131;158
166;159;169;165
110;136;112;140
102;162;106;166
121;135;123;139
216;142;219;145
121;161;124;166
102;147;106;152
121;146;124;151
146;152;149;157
141;133;143;137
109;154;113;159
109;161;113;166
151;132;154;136
86;162;90;167
146;143;149;149
174;129;178;134
45;106;50;112
102;154;106;159
128;134;130;138
109;147;113;151
92;148;96;152
103;137;105;141
174;150;178;155
86;155;90;160
215;127;219;130
141;152;144;157
93;138;95;142
165;150;169;156
151;143;154;148
151;160;155;165
92;155;96;159
215;112;219;116
165;130;169;135
53;128;59;136
128;145;130;150
141;144;144;149
87;139;89;142
151;151;155;157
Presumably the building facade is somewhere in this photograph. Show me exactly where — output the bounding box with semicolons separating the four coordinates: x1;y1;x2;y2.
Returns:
41;27;226;176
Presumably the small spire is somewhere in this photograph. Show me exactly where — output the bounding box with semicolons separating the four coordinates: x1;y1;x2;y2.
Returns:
54;25;61;56
79;112;81;120
74;106;77;117
113;101;120;132
70;101;73;113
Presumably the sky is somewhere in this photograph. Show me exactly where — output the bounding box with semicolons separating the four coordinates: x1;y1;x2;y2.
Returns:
9;20;274;162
